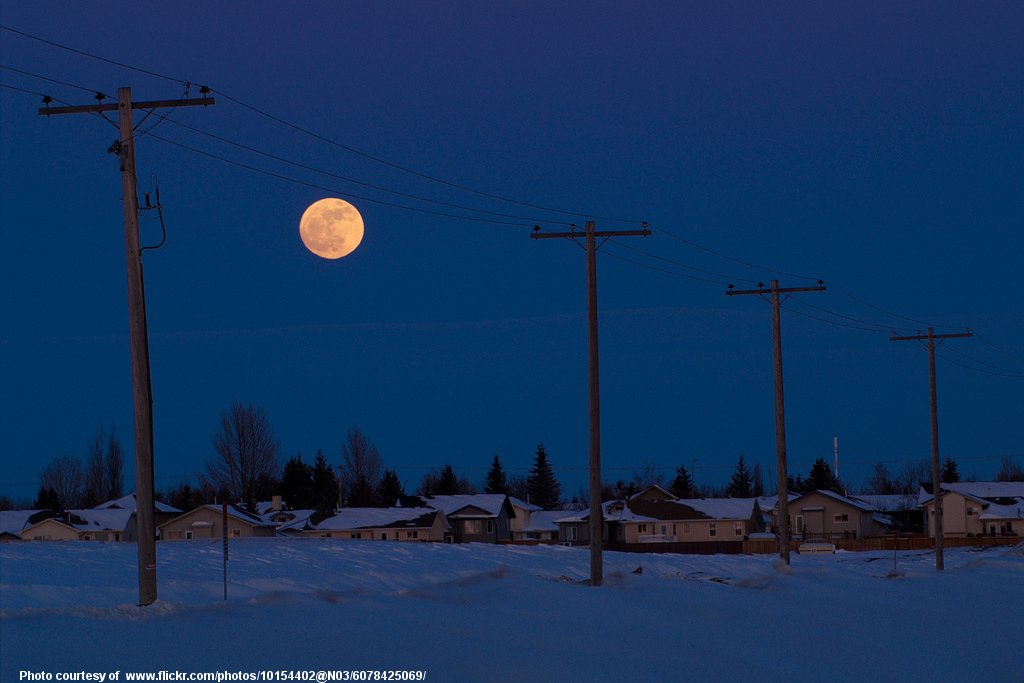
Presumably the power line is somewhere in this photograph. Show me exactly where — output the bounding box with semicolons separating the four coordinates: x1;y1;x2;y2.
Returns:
0;62;106;96
146;132;541;228
0;24;188;85
153;117;574;226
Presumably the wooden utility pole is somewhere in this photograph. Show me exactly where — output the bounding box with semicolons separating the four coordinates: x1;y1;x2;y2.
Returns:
39;87;214;605
891;327;971;571
532;221;650;586
727;279;825;564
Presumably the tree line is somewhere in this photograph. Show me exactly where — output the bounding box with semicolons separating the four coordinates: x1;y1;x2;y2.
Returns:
13;401;1024;512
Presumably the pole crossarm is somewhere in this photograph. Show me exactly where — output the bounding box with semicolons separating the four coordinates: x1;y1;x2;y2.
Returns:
891;330;972;342
38;97;216;117
531;228;651;240
726;283;826;296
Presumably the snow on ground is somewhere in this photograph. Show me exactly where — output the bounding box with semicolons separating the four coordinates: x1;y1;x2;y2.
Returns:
1;539;1021;682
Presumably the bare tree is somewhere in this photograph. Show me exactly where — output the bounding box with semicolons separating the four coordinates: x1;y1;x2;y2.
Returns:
896;459;930;494
39;455;84;509
341;426;383;506
105;426;124;501
995;455;1024;482
205;402;280;511
82;427;107;508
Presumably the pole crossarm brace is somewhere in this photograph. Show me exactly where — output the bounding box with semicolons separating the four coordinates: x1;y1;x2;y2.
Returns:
39;97;216;117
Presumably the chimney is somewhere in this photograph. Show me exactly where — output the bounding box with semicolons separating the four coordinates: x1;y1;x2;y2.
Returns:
271;495;282;512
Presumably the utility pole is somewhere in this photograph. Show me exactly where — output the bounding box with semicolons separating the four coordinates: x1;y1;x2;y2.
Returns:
39;86;214;605
891;327;971;571
532;221;650;586
727;279;825;564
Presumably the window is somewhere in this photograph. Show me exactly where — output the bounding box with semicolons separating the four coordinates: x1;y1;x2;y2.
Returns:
709;523;717;537
682;522;691;534
567;526;579;541
637;524;648;534
184;530;193;540
408;530;419;539
833;513;849;524
486;520;495;534
734;524;743;536
350;532;362;539
320;532;330;539
380;532;388;540
463;519;483;535
967;507;978;516
231;528;242;538
672;524;677;536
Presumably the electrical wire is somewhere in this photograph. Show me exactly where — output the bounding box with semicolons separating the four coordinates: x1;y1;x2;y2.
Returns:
0;24;188;86
974;332;1024;367
649;222;824;283
153;118;574;226
0;62;106;96
146;132;540;228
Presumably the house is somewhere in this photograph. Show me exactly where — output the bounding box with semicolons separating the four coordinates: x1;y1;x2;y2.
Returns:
556;486;764;547
851;493;923;533
288;507;446;541
918;482;1024;537
783;490;891;541
93;492;181;541
414;494;516;543
158;504;277;540
19;508;135;542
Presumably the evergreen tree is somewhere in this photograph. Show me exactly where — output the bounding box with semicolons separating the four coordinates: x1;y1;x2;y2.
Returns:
311;450;340;511
941;458;961;484
726;456;753;497
376;469;405;507
806;458;842;493
527;444;562;509
34;486;62;512
668;464;695;498
280;455;314;509
435;464;462;496
752;461;765;497
484;455;508;494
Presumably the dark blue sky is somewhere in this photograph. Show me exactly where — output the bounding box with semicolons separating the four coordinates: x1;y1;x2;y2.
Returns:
2;2;1022;503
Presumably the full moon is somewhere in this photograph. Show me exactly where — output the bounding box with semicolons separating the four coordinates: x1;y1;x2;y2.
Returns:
298;197;364;259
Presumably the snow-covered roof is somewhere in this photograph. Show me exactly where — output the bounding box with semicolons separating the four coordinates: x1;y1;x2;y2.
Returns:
791;489;875;512
311;508;441;531
917;482;1024;507
508;496;541;512
851;494;919;512
673;497;758;520
270;509;317;531
418;494;510;518
977;500;1024;521
557;500;658;524
94;492;180;513
520;510;565;533
32;509;135;533
0;510;40;537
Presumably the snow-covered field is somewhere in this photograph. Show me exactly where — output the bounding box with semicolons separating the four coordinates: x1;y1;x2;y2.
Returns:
2;539;1021;682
